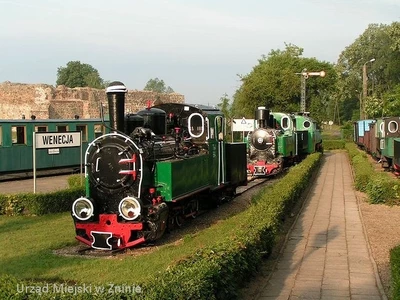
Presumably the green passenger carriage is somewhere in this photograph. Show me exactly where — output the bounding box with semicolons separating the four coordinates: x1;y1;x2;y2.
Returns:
0;118;109;176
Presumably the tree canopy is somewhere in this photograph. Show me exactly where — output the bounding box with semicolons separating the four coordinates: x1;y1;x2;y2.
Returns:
56;61;105;89
230;43;337;122
144;78;174;93
336;22;400;118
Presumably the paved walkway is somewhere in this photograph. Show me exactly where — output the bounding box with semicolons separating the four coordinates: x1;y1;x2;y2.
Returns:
256;152;386;300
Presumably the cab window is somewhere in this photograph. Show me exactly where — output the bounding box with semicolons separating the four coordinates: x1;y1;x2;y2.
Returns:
12;126;26;144
76;125;88;142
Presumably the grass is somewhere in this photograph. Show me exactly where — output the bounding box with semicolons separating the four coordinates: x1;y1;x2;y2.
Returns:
0;209;246;285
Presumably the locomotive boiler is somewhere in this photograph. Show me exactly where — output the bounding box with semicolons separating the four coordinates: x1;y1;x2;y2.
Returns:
71;81;247;250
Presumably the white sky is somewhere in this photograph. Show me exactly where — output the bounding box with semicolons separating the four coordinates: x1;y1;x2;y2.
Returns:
0;0;398;105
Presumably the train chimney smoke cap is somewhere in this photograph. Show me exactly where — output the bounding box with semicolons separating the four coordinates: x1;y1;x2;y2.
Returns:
106;81;127;94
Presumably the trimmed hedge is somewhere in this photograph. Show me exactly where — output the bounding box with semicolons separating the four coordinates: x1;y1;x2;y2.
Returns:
345;143;400;204
322;139;346;150
0;187;85;216
0;153;322;299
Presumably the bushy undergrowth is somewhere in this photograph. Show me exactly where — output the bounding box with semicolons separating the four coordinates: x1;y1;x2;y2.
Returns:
0;154;322;299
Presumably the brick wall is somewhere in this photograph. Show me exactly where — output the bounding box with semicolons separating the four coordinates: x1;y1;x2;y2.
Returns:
0;82;185;120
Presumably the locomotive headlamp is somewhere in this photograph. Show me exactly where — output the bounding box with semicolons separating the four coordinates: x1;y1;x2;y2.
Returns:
119;197;141;221
72;197;94;221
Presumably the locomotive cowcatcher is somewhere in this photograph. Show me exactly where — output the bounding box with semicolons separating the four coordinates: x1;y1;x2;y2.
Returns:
71;81;247;250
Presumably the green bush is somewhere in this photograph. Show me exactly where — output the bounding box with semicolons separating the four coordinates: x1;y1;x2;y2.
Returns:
366;173;400;204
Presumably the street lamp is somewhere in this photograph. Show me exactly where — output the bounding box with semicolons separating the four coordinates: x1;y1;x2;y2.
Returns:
362;58;375;119
296;69;326;113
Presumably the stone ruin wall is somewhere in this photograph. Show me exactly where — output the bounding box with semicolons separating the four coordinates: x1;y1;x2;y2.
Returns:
0;82;185;120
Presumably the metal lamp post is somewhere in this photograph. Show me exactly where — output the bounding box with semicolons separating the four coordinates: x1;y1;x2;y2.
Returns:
296;69;326;113
362;58;375;119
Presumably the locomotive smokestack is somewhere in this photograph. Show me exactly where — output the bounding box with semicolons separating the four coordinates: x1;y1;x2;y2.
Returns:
255;106;270;129
106;81;127;132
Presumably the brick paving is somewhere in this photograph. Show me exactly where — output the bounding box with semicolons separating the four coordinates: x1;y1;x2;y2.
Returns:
256;152;386;300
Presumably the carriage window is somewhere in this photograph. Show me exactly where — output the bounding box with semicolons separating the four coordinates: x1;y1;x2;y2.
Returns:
35;126;47;132
12;126;26;144
388;121;398;134
57;125;68;132
94;124;104;138
76;125;88;142
188;113;204;138
0;126;2;146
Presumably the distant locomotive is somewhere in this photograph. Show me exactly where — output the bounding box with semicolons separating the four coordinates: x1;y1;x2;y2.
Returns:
71;82;248;250
247;107;323;177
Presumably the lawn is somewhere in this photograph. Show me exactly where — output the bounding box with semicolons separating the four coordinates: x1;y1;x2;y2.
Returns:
0;210;242;285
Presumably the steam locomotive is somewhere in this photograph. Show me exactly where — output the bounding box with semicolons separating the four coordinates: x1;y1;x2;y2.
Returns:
71;82;248;250
247;108;323;177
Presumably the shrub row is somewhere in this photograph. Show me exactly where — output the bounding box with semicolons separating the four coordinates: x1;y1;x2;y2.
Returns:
322;139;346;150
345;143;400;204
0;175;84;216
0;154;322;299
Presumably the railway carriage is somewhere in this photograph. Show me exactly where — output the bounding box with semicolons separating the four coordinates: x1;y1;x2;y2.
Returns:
354;117;400;175
0;118;109;177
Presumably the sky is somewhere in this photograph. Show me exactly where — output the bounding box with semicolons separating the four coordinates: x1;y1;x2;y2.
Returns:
0;0;399;106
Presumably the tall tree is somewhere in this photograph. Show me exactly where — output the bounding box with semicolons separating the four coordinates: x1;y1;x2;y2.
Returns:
144;78;174;93
56;61;105;89
336;22;400;120
231;43;337;122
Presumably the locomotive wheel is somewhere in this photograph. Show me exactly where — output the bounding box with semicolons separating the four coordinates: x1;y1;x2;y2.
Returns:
189;199;199;219
175;215;184;227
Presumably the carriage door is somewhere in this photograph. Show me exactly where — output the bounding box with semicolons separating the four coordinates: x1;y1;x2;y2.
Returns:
216;116;225;185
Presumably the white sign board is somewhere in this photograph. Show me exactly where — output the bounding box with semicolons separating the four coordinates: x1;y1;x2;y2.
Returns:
48;148;60;155
35;132;81;149
232;118;255;132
